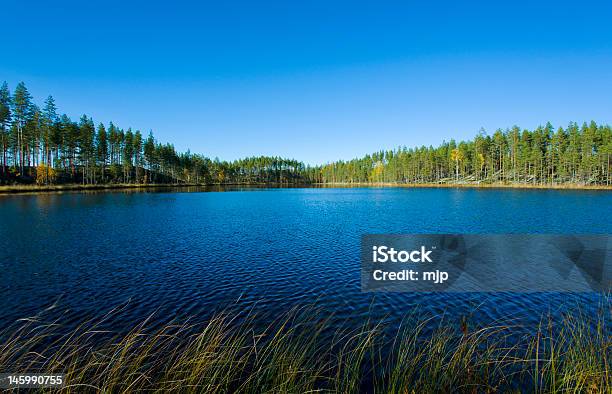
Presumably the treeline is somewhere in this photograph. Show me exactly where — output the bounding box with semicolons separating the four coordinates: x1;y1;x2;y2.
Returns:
316;122;612;185
0;82;310;185
2;81;611;188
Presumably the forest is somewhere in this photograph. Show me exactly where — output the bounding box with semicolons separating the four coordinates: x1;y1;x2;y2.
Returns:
316;121;612;186
1;81;611;187
0;82;309;185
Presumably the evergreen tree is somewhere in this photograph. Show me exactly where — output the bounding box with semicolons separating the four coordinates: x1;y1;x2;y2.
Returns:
0;82;11;174
96;123;108;182
41;96;57;170
11;82;33;174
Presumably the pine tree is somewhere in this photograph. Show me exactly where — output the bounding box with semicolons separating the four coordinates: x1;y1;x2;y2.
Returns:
143;132;156;183
123;128;134;182
11;82;33;174
41;96;57;184
96;123;108;182
0;82;11;175
133;130;143;183
79;115;95;184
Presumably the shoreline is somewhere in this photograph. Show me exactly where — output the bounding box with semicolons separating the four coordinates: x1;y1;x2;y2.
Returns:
1;181;612;195
0;183;201;195
0;182;309;195
318;182;612;190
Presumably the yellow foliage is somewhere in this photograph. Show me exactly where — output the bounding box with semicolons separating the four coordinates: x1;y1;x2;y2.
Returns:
217;169;225;183
36;164;57;185
369;161;384;182
477;153;485;170
450;148;464;163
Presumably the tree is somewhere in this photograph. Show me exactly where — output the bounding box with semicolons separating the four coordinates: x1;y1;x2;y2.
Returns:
79;115;95;184
0;82;11;174
123;128;134;182
39;96;58;184
450;148;464;181
133;130;143;183
96;123;108;182
12;82;33;174
143;131;156;183
41;96;57;167
36;163;56;185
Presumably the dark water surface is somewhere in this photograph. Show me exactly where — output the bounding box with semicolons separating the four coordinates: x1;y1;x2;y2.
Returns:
1;187;611;335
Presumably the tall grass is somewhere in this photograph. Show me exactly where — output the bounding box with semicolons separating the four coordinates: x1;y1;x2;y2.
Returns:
0;302;609;393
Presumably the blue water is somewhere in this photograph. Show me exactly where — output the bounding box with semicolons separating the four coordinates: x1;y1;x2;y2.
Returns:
0;187;610;335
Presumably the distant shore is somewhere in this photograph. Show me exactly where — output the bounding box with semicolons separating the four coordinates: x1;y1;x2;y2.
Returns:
0;183;201;195
1;181;612;195
318;182;612;190
0;182;304;195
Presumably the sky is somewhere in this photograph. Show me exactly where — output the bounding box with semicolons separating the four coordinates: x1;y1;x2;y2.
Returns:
1;1;612;165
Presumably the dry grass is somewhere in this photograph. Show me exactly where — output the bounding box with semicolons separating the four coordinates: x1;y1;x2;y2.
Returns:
0;303;609;393
0;183;198;195
1;181;612;195
320;182;612;190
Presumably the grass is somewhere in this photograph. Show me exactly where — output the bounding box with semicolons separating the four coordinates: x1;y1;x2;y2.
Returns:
1;181;612;195
0;182;311;195
0;183;199;195
0;303;609;393
320;182;612;190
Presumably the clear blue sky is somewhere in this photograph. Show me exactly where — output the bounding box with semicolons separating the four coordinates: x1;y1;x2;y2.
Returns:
2;1;612;165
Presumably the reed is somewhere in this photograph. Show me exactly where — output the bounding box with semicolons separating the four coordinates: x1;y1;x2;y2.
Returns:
0;302;609;393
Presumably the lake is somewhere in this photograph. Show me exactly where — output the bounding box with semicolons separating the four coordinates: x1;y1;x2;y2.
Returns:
1;187;611;336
